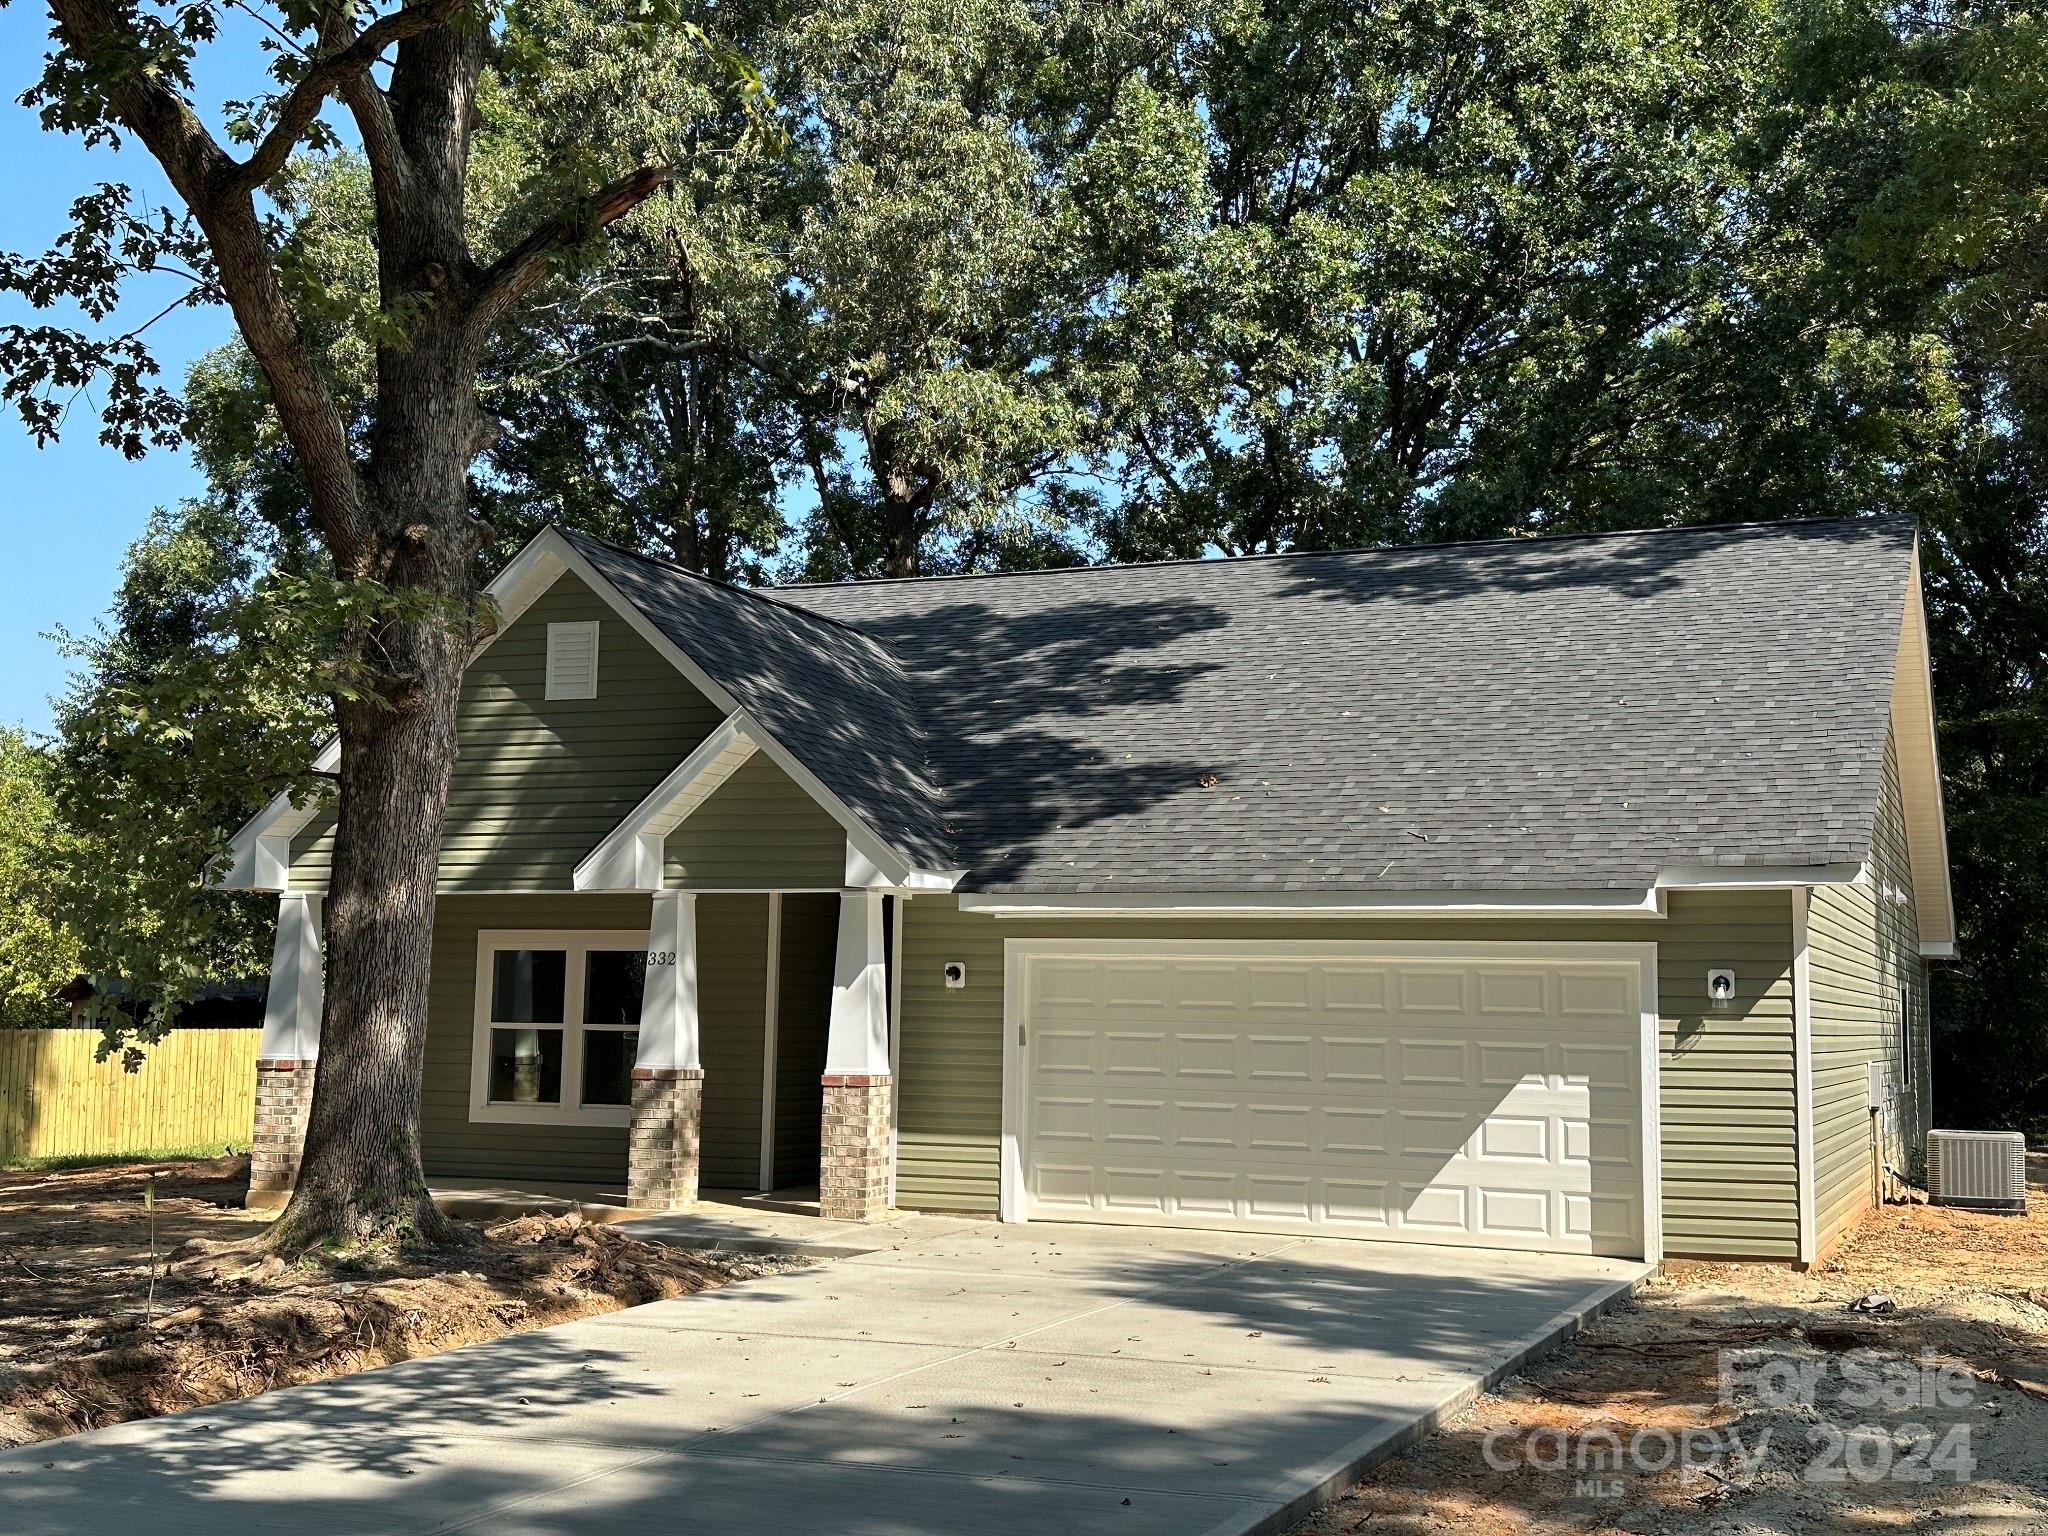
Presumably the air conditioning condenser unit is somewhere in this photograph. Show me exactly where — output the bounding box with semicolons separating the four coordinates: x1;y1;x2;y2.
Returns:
1926;1130;2028;1214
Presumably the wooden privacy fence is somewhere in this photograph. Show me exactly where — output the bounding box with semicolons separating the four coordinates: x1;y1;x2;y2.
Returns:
0;1028;259;1163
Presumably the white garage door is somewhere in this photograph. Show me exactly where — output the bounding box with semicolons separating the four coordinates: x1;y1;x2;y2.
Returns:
1011;943;1652;1257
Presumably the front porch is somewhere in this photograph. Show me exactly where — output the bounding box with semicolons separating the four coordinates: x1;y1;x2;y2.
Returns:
249;886;906;1226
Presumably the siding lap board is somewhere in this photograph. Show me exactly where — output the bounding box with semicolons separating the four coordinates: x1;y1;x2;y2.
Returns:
1808;727;1928;1254
898;891;1800;1258
666;753;848;890
292;573;725;891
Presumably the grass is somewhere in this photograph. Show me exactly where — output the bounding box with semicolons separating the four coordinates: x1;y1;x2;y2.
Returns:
2;1142;247;1174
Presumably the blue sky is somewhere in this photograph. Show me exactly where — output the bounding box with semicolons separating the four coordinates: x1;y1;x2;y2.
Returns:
0;9;275;737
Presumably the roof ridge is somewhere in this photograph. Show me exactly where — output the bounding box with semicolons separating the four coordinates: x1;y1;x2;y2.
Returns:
770;513;1916;592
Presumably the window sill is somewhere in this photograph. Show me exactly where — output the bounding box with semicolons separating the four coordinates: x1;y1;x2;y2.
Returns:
468;1102;633;1129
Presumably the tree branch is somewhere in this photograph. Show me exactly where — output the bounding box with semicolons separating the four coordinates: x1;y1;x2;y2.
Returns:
230;0;468;196
47;0;370;568
466;164;676;342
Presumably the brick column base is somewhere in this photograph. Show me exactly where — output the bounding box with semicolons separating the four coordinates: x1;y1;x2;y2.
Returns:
629;1068;704;1210
820;1073;892;1222
248;1058;314;1210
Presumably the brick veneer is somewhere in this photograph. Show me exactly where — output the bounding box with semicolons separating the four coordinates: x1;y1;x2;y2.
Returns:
820;1072;892;1221
628;1067;704;1210
248;1057;314;1209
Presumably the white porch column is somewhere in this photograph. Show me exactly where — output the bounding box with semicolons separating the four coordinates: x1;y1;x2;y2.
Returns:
250;893;322;1207
635;891;702;1072
629;890;703;1209
826;890;889;1074
821;890;891;1220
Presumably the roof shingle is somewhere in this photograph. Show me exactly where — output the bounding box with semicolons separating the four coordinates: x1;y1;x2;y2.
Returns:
581;517;1917;895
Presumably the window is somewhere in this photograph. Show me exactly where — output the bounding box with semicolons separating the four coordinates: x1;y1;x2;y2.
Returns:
545;620;600;700
471;931;646;1125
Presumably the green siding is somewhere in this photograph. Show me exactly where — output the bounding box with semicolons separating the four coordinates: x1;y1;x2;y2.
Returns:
420;892;769;1190
1808;726;1929;1254
897;891;1800;1259
666;752;848;889
697;894;770;1189
292;573;725;892
424;893;649;1184
773;894;837;1187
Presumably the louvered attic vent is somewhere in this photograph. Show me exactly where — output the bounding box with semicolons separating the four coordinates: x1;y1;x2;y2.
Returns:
545;620;600;700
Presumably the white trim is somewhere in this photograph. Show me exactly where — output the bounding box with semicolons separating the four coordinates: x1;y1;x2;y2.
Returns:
468;929;650;1127
1791;887;1818;1265
998;937;1663;1264
217;738;342;891
1891;540;1957;947
962;889;1665;919
1919;941;1956;960
759;893;782;1191
1656;863;1868;890
574;714;758;890
227;524;947;897
887;893;904;1206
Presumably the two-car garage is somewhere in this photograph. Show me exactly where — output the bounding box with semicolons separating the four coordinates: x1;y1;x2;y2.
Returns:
1000;941;1660;1260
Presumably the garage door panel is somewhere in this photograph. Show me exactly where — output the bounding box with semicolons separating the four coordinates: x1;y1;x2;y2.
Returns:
1101;1098;1168;1146
1396;968;1470;1012
1246;1103;1313;1151
1395;1037;1470;1086
1477;1187;1554;1237
1173;1033;1239;1078
1320;967;1390;1013
1319;1104;1389;1155
1476;969;1550;1015
1033;1029;1098;1074
1102;1031;1169;1077
1020;949;1648;1258
1245;964;1315;1011
1321;1036;1390;1082
1477;1115;1551;1161
1175;1100;1240;1148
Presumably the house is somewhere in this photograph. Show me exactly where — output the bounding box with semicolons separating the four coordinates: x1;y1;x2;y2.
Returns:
222;516;1949;1266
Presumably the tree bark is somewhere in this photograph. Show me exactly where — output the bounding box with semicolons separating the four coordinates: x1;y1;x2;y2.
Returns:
271;634;468;1249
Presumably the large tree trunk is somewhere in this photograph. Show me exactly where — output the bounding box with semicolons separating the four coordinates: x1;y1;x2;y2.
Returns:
269;648;467;1249
267;20;491;1252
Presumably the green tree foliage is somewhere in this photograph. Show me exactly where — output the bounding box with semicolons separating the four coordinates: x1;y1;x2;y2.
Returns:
1780;0;2048;1130
48;496;328;1025
0;728;83;1026
477;0;1143;577
29;0;2048;1131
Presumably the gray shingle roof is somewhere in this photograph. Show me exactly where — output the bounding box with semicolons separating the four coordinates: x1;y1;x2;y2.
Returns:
581;518;1918;895
564;532;954;870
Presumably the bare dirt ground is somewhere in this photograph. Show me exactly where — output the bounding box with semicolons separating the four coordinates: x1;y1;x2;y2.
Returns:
0;1154;808;1450
1292;1154;2048;1535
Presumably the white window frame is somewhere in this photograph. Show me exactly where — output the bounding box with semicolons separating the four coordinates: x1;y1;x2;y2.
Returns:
469;929;648;1126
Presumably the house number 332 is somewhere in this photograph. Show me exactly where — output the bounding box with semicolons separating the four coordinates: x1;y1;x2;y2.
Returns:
647;951;677;966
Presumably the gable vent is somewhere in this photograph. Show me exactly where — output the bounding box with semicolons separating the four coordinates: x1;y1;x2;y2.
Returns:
545;620;600;700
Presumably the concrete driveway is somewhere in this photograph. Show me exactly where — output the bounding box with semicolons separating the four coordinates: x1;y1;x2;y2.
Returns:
0;1218;1646;1536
